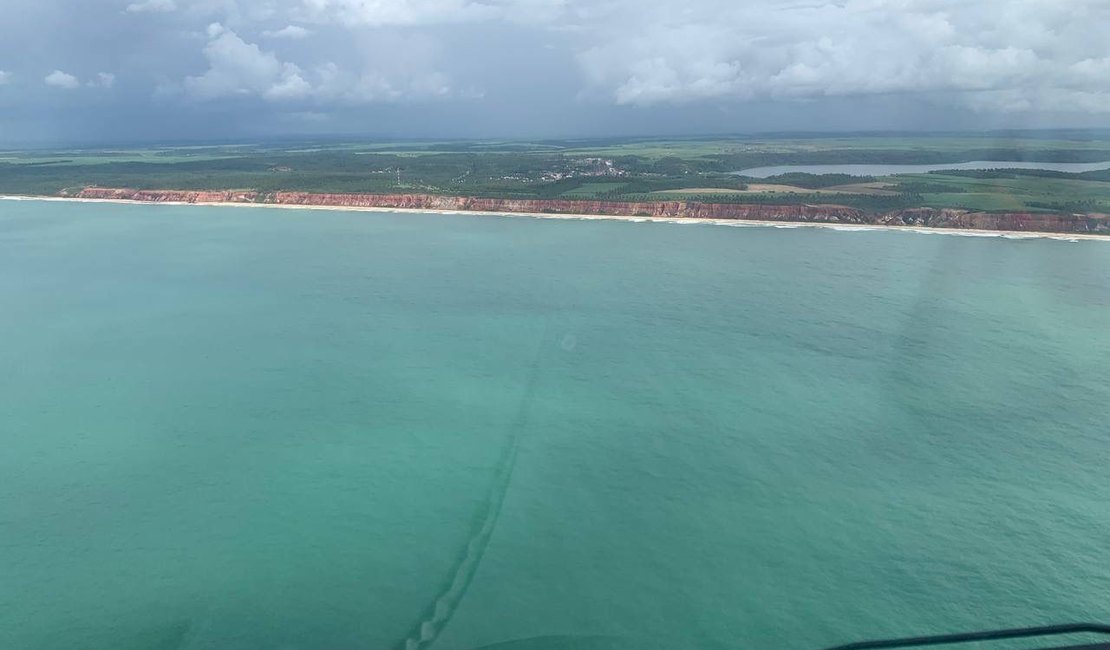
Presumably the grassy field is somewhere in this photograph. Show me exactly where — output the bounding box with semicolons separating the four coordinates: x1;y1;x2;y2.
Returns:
560;182;628;198
2;132;1110;214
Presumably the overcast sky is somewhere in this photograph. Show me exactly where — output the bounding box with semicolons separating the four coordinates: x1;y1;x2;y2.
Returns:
1;0;1109;144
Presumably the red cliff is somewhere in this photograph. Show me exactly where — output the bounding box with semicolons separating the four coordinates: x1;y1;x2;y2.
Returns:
74;188;261;204
70;188;1110;235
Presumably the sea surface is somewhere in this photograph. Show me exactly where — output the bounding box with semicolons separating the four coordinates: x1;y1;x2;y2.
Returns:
736;160;1110;177
2;200;1109;650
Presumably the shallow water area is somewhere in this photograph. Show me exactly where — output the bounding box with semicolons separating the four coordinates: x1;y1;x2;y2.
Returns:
2;199;1109;650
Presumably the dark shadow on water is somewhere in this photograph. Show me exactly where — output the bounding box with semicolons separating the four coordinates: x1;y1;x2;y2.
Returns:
36;621;194;650
466;635;664;650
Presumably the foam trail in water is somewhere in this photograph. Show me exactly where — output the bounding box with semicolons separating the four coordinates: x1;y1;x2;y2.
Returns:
394;328;547;650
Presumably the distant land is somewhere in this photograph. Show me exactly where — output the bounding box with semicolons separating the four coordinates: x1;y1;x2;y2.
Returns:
3;132;1110;235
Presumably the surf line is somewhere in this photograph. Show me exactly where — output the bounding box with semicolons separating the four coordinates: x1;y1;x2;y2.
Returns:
394;326;550;650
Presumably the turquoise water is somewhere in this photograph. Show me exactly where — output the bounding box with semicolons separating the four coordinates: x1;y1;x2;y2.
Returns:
736;161;1110;177
2;200;1110;650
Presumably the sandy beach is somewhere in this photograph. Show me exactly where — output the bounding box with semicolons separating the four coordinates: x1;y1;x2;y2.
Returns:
2;194;1107;242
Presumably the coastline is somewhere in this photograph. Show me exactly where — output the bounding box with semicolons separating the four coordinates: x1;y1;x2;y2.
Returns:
2;193;1106;242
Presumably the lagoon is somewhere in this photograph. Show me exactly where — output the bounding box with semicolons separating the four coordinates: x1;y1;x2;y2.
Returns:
736;160;1110;178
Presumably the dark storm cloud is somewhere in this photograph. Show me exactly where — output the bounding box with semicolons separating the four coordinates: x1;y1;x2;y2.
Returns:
1;0;1109;143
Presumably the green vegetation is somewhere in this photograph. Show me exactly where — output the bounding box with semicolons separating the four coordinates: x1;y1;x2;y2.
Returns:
559;182;627;198
2;132;1110;214
755;173;878;189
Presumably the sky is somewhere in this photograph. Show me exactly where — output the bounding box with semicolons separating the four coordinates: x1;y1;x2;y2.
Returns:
1;0;1109;144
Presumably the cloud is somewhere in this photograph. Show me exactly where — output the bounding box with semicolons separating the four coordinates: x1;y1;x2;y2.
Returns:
182;22;455;103
0;71;10;85
40;70;115;90
5;0;1110;146
262;24;312;39
570;0;1110;114
297;0;497;26
184;23;312;100
89;72;117;88
44;70;80;89
271;0;1110;115
125;0;176;13
311;61;451;103
294;0;567;27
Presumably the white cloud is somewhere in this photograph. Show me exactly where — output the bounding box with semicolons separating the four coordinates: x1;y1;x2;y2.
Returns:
44;70;80;89
275;0;1110;114
297;0;484;26
0;71;11;85
295;0;563;26
264;70;313;100
185;24;312;100
262;24;312;38
89;72;116;88
18;0;1110;121
183;22;455;103
41;70;116;90
570;0;1110;114
125;0;176;13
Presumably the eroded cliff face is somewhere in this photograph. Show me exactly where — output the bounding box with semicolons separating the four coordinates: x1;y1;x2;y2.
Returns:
70;188;1110;234
267;192;870;222
73;188;261;204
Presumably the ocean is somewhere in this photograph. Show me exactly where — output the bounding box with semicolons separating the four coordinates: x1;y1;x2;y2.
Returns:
2;199;1109;650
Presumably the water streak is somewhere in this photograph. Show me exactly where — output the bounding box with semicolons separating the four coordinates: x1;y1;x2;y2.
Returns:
393;328;548;650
